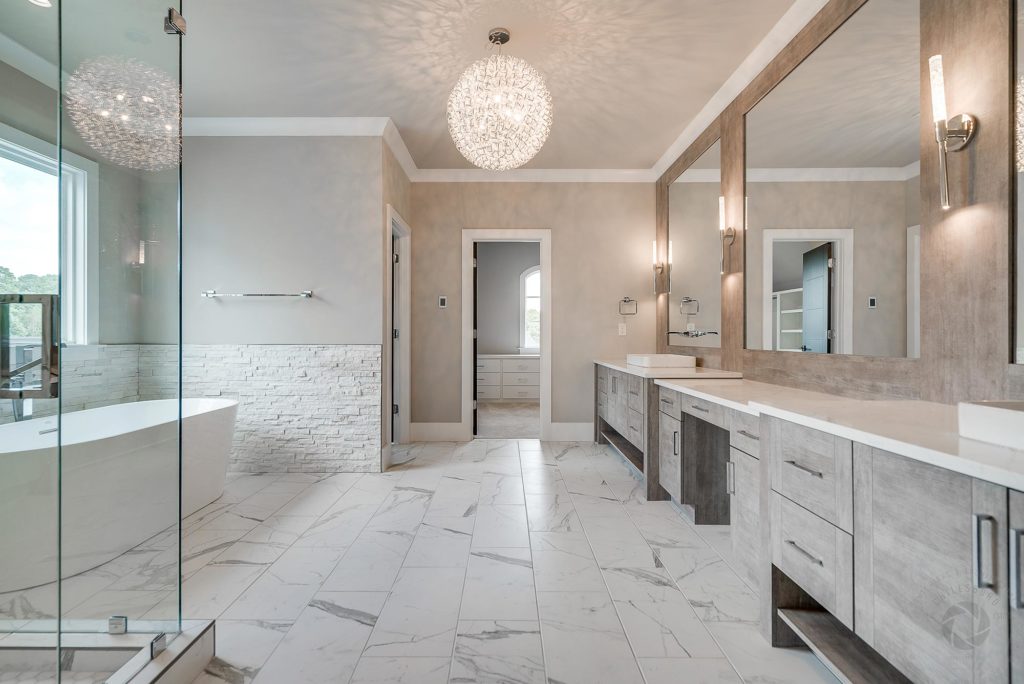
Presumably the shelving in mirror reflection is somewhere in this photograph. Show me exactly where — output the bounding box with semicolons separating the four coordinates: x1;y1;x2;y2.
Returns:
64;56;180;171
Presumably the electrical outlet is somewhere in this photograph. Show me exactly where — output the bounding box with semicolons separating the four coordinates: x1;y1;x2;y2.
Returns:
618;323;627;336
686;322;696;332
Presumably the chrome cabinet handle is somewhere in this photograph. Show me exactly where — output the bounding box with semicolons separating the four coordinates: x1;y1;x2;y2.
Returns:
1012;528;1024;609
784;460;823;479
660;397;673;406
690;404;709;413
785;539;823;566
673;430;679;456
973;514;996;590
737;429;760;441
726;461;736;494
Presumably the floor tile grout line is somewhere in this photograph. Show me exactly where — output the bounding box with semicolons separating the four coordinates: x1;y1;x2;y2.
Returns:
518;438;550;684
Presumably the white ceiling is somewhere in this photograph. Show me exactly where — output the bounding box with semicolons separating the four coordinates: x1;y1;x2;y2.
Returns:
180;0;796;170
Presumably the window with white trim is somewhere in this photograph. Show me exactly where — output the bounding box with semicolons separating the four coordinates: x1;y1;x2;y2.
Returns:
520;266;540;352
0;123;96;345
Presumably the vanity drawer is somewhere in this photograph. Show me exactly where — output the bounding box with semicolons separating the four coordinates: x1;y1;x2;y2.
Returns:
769;417;853;532
626;375;644;413
477;372;501;386
771;492;853;629
476;385;501;400
597;391;607;418
503;358;539;373
682;395;726;429
658;387;680;417
503;372;539;386
476;358;501;373
626;408;644;449
503;385;540;400
729;410;760;458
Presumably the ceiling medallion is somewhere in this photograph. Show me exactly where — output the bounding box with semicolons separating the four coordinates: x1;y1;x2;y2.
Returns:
64;56;181;172
447;28;553;171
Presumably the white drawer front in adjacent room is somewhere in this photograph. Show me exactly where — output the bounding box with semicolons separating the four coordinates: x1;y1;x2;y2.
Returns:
502;358;540;373
476;385;501;399
477;372;501;386
503;373;540;386
476;358;501;373
503;386;540;400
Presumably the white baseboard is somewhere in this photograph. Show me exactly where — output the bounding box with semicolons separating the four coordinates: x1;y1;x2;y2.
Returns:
546;422;595;442
410;422;472;442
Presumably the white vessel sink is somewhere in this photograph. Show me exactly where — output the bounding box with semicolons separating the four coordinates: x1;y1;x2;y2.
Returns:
626;353;696;368
959;401;1024;450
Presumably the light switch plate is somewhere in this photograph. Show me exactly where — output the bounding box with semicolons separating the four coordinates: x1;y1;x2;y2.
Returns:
618;323;627;336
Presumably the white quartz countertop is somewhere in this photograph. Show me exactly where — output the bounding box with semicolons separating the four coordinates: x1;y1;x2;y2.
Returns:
655;378;1024;491
596;360;742;379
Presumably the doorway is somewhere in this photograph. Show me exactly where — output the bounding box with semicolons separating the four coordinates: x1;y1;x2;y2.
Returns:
461;229;552;440
386;205;411;465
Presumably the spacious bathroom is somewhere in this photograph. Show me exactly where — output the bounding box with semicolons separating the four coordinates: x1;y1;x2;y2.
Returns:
1;0;1022;682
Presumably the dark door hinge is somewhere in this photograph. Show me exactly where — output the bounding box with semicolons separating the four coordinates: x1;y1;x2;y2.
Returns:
393;329;399;339
165;8;186;35
393;253;399;264
392;404;399;415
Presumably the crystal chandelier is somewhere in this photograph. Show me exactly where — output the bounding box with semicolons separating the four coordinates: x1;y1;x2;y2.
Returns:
64;56;181;172
447;28;553;171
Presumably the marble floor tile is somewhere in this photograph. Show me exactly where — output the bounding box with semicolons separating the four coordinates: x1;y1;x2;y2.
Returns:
193;619;290;684
363;567;466;657
461;548;537;620
220;547;345;620
476;402;540;439
321;529;415;592
478;474;526;505
657;547;760;624
525;493;583;534
363;487;433;535
241;515;317;546
180;563;267;619
536;591;645;684
451;620;545;684
403;516;474;567
254;592;388;684
531;535;605;592
472;505;530;549
705;621;838;683
638;658;743;684
349;656;451;684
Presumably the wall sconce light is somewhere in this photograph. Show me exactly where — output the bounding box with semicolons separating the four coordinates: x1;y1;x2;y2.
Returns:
928;55;976;210
653;240;672;294
719;196;735;275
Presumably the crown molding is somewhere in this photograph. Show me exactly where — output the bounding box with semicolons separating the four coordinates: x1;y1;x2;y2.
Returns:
412;167;658;183
676;161;921;184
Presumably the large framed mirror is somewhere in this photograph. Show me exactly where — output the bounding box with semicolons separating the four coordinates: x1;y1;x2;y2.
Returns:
744;0;921;359
667;139;723;349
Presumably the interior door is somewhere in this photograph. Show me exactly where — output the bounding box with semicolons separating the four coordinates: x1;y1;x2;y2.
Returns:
391;234;398;442
472;241;479;435
802;243;832;353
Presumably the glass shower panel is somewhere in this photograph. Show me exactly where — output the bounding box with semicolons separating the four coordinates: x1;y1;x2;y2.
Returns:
59;0;182;636
0;3;62;672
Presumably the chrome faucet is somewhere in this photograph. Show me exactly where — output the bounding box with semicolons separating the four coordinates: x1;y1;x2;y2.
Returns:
668;330;720;338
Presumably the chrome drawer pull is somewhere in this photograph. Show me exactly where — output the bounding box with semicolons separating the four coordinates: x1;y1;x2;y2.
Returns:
785;539;823;566
737;429;760;441
785;460;823;479
1011;528;1024;609
726;461;735;494
673;430;679;456
660;397;673;405
690;404;709;413
973;514;996;589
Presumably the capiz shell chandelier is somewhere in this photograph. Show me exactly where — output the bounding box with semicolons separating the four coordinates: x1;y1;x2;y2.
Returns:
447;28;553;171
64;56;181;171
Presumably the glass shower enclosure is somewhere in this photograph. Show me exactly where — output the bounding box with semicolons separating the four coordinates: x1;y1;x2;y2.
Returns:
1;1;182;679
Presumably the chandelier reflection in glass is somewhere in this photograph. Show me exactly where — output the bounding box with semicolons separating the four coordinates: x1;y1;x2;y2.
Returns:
447;28;553;171
64;56;180;171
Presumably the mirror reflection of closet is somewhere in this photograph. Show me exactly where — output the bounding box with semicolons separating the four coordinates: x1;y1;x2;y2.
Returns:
745;0;921;358
668;139;722;348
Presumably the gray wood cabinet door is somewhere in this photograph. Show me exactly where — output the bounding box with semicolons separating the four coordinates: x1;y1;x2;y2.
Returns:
854;445;1009;684
1011;490;1024;683
658;413;681;502
607;371;624;434
730;447;760;590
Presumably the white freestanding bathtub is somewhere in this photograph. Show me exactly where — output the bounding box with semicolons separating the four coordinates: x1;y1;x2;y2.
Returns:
0;398;237;593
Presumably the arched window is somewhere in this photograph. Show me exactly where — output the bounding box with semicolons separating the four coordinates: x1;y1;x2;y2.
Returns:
520;266;541;352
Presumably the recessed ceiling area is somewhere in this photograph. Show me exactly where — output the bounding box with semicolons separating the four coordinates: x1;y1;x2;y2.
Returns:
182;0;797;170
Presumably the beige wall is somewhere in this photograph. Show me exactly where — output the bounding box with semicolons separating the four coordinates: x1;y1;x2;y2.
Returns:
668;181;723;346
745;179;915;358
182;136;384;344
476;242;541;354
409;182;656;425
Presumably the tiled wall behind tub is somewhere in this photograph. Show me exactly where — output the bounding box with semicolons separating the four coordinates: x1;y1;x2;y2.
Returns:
140;344;383;473
0;344;140;425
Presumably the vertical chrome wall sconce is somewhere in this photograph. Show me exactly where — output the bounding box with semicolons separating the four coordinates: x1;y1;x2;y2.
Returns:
719;196;735;274
653;240;672;294
928;55;977;210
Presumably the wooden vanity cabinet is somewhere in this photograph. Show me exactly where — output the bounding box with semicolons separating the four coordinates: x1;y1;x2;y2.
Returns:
853;444;1009;684
1011;491;1024;682
728;446;760;588
658;412;682;502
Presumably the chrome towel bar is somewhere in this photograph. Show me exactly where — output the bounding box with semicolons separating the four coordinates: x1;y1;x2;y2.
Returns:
201;290;313;298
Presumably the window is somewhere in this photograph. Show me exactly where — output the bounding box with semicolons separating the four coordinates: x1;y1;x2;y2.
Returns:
0;122;96;345
520;266;540;352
